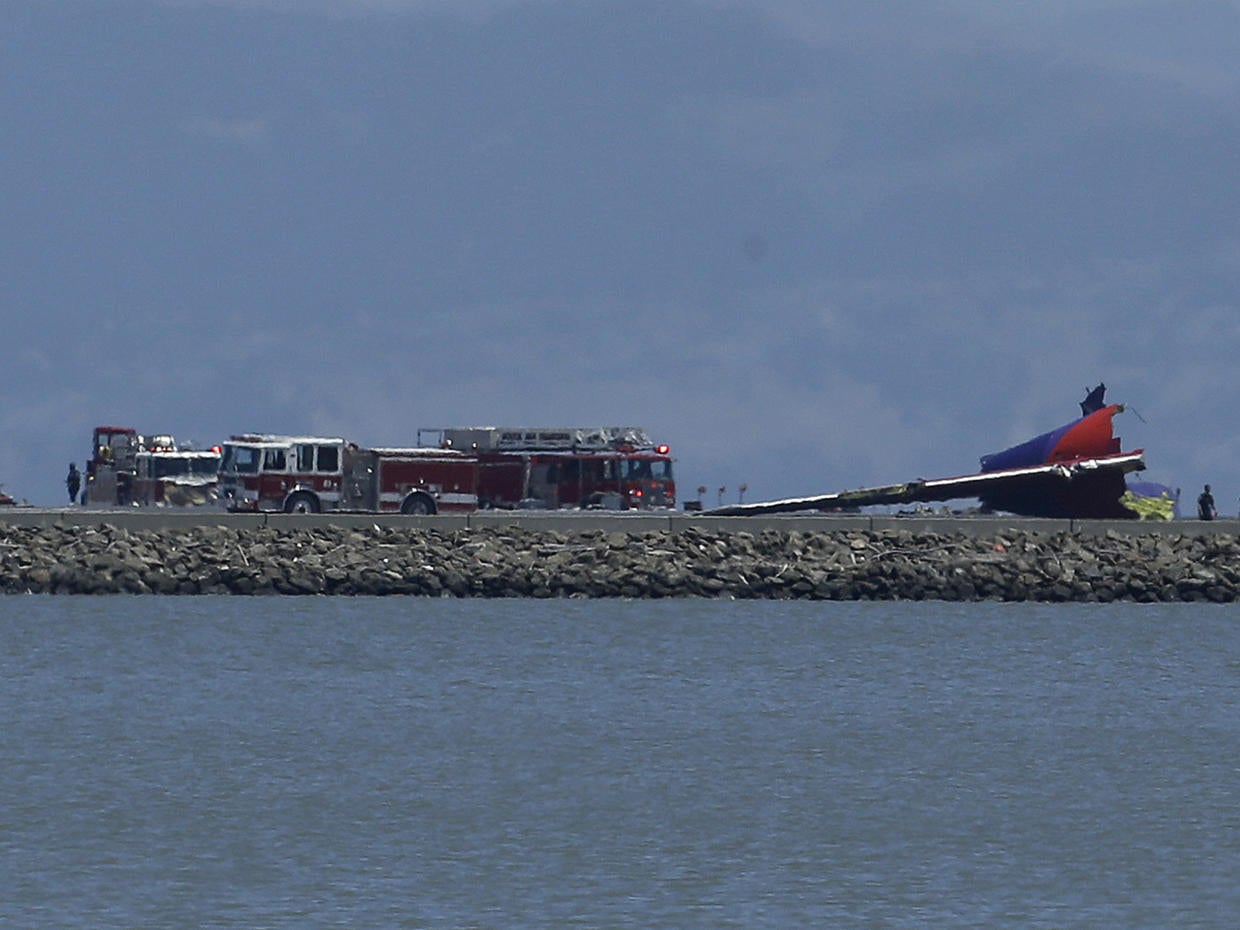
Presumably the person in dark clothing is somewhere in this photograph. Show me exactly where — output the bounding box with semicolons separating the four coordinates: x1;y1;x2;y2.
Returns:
66;463;81;505
1197;484;1216;521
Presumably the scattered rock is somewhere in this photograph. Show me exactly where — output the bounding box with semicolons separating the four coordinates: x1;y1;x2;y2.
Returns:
0;524;1236;601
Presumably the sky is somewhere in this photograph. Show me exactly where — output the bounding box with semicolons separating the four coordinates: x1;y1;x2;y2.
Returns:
4;0;1239;511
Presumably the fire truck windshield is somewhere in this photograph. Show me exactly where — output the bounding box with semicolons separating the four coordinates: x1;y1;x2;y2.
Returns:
624;458;672;480
149;456;220;480
221;445;261;474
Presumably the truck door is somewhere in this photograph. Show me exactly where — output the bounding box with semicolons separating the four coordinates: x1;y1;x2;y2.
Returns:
526;461;559;509
259;446;290;508
344;448;378;510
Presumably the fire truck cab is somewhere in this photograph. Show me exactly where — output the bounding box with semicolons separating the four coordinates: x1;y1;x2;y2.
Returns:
217;435;348;513
432;426;676;510
132;436;221;506
217;435;478;514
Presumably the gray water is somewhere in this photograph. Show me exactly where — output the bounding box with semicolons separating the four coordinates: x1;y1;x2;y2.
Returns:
1;598;1237;929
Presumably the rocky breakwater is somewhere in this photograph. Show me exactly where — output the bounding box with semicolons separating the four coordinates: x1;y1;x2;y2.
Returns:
2;522;1239;601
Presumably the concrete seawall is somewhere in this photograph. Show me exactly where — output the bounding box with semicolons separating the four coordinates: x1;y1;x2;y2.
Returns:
2;510;1237;600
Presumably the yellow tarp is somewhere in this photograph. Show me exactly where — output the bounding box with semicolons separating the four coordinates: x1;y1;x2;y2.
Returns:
1120;490;1176;521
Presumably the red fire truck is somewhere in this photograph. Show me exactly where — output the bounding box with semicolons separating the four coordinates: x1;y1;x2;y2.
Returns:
217;426;676;514
85;426;221;506
431;426;676;511
216;434;478;514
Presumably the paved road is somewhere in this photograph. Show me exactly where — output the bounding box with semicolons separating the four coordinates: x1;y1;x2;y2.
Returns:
2;507;1236;537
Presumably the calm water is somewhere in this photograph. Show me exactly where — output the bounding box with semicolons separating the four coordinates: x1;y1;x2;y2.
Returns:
1;597;1237;929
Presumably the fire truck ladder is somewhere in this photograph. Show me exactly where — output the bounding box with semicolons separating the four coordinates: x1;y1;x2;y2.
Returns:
432;427;655;452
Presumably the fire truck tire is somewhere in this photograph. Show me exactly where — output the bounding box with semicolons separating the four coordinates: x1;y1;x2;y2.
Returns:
284;491;320;514
401;492;437;516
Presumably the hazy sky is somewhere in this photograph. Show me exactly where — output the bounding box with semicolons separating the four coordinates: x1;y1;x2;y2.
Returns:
4;0;1238;509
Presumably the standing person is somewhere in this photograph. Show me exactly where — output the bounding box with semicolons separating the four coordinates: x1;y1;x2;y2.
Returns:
66;463;81;505
1197;484;1216;521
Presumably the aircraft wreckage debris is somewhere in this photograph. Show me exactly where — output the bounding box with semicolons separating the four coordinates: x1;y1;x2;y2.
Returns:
1;523;1236;601
711;385;1173;520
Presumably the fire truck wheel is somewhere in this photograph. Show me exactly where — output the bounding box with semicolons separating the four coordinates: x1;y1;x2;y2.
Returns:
284;491;320;514
401;492;437;516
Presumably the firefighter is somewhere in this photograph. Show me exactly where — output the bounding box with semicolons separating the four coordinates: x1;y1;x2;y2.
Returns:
66;463;81;505
1198;484;1216;521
